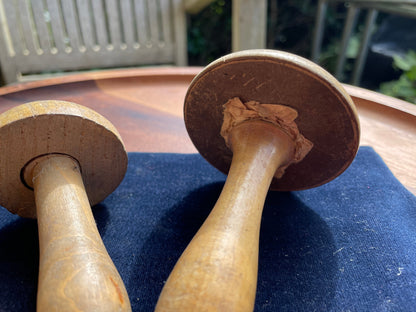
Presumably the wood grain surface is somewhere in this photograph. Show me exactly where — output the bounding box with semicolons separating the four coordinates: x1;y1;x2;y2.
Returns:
156;121;297;311
33;155;131;312
1;67;415;194
0;100;131;311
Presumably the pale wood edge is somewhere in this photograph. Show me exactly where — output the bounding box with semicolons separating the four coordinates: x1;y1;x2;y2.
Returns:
343;84;416;196
2;68;414;117
342;83;416;117
0;67;204;96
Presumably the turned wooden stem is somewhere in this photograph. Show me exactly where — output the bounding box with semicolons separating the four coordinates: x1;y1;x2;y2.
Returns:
31;155;130;312
156;120;295;311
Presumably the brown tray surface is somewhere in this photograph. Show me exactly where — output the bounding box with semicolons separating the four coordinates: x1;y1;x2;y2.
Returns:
1;67;415;194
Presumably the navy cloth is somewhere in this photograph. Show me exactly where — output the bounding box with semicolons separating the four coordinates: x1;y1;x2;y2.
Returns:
0;146;415;311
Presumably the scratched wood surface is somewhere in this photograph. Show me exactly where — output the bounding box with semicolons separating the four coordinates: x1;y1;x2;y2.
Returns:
1;67;415;194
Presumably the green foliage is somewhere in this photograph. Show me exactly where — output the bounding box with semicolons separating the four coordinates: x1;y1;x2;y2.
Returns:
393;50;416;71
187;0;231;66
380;51;416;104
267;0;317;57
187;0;323;65
187;0;355;68
318;34;360;77
187;0;366;82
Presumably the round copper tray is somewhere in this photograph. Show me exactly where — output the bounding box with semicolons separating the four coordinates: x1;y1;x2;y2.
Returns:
1;67;415;194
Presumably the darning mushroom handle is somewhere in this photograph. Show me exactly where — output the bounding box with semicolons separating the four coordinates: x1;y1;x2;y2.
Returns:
156;121;295;312
32;155;131;312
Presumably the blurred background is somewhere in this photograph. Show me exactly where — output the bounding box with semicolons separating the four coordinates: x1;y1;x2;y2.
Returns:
1;0;415;104
187;0;416;104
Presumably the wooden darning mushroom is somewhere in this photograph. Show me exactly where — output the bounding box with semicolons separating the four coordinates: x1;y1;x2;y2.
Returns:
156;50;360;311
0;101;131;311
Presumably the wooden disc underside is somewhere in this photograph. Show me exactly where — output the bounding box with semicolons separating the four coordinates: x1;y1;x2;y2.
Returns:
184;50;360;191
0;100;127;218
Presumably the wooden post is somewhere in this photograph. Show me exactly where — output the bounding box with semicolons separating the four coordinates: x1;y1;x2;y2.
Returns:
232;0;267;51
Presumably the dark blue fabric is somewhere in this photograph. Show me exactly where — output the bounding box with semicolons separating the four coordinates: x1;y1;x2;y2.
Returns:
0;147;415;311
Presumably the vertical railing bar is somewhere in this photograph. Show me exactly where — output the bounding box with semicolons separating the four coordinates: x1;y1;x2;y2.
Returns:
17;0;35;54
45;0;67;53
0;0;18;56
116;0;126;46
351;9;378;85
129;0;139;46
134;0;149;46
335;5;360;80
60;0;82;52
120;0;136;48
311;0;328;63
41;0;56;51
159;0;173;45
26;0;42;53
57;0;71;51
91;0;108;49
31;0;53;53
103;0;122;49
147;0;160;46
75;0;94;50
